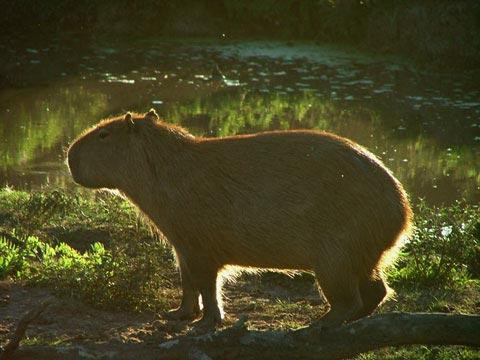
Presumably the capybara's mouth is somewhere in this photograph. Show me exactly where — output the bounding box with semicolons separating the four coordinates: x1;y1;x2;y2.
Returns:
69;168;83;185
68;168;96;188
68;163;84;186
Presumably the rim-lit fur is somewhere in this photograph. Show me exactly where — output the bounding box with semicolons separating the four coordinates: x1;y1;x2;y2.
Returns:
67;111;412;327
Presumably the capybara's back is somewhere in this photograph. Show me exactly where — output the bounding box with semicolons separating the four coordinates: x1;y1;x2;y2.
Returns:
68;110;412;329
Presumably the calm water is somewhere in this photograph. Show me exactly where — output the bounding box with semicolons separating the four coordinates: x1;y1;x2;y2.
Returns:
0;40;479;205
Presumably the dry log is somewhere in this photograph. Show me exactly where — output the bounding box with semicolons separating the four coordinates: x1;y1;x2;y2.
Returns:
160;312;480;359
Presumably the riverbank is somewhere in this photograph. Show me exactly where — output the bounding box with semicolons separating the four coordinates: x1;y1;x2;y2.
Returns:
0;188;479;358
2;0;479;70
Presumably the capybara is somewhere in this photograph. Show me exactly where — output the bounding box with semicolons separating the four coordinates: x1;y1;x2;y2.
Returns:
67;109;412;329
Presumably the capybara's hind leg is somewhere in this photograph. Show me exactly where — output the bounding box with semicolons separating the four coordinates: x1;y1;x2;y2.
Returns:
314;268;363;328
192;267;222;331
166;259;201;320
350;275;388;321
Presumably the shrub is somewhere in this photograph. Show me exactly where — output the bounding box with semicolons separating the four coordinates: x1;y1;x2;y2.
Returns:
391;199;480;286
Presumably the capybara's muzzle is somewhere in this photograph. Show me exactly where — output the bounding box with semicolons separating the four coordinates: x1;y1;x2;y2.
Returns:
67;145;82;184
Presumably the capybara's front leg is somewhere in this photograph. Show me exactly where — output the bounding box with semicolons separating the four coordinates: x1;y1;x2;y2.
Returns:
166;258;201;320
192;267;222;331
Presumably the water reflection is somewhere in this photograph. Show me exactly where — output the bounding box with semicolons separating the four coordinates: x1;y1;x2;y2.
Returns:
166;91;480;204
0;41;478;204
0;85;108;188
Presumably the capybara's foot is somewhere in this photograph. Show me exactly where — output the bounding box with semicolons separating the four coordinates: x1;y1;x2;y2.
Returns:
314;303;361;329
350;277;388;321
165;307;201;321
189;315;222;333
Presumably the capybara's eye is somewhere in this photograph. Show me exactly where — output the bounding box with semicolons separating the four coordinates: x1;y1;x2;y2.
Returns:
98;129;109;140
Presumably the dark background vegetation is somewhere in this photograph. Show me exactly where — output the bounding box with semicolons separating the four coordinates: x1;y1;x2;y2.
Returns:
2;0;480;69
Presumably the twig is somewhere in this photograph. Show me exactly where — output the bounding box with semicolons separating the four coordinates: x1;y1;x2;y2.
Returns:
0;300;51;360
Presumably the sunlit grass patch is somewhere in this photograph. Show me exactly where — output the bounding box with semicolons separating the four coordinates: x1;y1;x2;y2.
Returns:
21;335;72;347
357;345;480;360
0;188;177;312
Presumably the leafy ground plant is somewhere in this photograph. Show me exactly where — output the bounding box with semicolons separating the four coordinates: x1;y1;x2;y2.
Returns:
0;188;176;312
390;199;480;286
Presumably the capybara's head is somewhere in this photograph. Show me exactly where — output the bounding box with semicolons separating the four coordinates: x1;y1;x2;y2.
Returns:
67;109;161;189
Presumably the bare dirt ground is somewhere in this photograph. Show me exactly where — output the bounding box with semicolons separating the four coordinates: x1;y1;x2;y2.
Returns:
2;275;479;359
0;275;326;359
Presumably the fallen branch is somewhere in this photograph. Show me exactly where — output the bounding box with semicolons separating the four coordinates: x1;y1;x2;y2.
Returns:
160;312;480;359
0;301;50;360
9;312;480;359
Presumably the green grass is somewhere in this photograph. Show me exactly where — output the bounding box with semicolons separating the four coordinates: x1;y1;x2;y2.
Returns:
0;187;479;358
0;187;176;312
357;346;480;360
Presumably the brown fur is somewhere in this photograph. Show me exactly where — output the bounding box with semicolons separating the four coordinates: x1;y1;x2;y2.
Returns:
67;110;412;328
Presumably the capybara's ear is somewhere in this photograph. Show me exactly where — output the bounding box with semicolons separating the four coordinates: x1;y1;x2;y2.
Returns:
125;112;136;132
145;109;159;122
